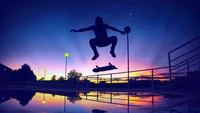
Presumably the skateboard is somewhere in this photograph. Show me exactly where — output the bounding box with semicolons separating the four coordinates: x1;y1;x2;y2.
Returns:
92;63;118;73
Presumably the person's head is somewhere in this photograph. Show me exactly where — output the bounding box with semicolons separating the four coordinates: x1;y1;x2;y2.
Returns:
95;17;103;25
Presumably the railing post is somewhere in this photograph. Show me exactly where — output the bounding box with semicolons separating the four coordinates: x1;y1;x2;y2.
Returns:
110;74;112;88
151;69;154;89
168;53;172;82
97;75;99;89
152;93;154;107
86;76;88;88
110;92;112;103
127;33;130;89
97;91;99;101
127;92;130;113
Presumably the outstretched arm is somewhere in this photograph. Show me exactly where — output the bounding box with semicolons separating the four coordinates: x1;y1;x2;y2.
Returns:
70;26;93;32
106;24;125;35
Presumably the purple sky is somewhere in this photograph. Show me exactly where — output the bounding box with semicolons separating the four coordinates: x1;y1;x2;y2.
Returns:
0;0;200;79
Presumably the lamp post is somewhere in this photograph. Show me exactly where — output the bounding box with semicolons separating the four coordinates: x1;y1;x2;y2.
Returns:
124;26;131;88
42;94;46;104
64;96;66;113
64;52;69;80
44;68;47;80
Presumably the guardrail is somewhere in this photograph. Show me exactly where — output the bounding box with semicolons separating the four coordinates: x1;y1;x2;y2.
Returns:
168;36;200;81
81;66;175;89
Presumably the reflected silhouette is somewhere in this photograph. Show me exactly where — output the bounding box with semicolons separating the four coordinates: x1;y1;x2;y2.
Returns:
70;17;126;60
92;109;107;113
66;92;82;104
11;90;36;106
0;90;195;113
0;90;36;106
38;90;82;104
0;90;10;104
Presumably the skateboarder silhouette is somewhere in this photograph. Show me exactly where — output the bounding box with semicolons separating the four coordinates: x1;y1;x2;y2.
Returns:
70;17;126;60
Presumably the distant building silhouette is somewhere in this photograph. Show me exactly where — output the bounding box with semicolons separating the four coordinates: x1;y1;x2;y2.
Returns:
0;63;12;86
0;90;10;104
0;63;12;76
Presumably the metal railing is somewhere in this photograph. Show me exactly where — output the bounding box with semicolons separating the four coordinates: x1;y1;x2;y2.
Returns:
81;92;156;107
80;66;175;89
168;36;200;81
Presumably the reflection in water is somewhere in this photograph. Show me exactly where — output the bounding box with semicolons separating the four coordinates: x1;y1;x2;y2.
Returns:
40;91;82;104
42;94;46;104
64;96;66;113
0;90;35;106
0;90;10;104
92;109;107;113
0;90;192;113
11;90;35;106
66;92;82;104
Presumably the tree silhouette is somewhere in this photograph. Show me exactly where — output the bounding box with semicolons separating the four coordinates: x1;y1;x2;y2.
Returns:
68;70;82;80
51;75;56;81
58;76;65;81
67;70;82;87
11;64;37;81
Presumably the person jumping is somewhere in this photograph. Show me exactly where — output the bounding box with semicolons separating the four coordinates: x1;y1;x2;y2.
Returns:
70;17;125;60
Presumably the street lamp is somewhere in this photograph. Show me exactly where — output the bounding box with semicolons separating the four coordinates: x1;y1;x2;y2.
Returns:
44;68;47;80
124;26;131;88
64;52;69;80
42;94;46;104
64;96;66;113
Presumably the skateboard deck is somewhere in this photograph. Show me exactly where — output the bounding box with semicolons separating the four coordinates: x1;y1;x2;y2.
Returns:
93;63;118;73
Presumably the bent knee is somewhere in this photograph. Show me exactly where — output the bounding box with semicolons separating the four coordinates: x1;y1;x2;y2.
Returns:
89;38;95;43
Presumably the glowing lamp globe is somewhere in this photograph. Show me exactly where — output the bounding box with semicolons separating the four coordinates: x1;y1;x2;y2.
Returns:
44;68;47;72
64;52;69;57
42;100;46;104
124;26;131;33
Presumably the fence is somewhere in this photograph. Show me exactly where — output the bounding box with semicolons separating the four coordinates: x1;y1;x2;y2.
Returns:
168;36;200;81
80;66;173;89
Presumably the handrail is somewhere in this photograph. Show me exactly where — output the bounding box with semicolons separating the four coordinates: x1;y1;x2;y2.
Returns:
176;67;188;73
171;62;187;71
175;61;200;74
189;56;200;63
189;61;200;69
84;95;153;102
168;36;200;81
172;53;200;69
171;45;200;62
171;54;200;71
84;66;176;89
81;98;139;106
169;36;200;54
85;66;170;77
